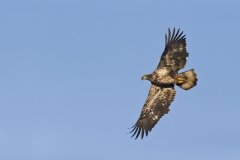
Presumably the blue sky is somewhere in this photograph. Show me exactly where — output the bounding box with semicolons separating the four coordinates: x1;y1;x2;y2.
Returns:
1;0;240;159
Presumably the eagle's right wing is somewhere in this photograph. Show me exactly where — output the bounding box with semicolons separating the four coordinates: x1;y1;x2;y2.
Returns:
130;84;176;139
157;28;188;72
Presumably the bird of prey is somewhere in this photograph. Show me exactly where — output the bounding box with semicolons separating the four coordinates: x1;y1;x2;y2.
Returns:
130;28;198;139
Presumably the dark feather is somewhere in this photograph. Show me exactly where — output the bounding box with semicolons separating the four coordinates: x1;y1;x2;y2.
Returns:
173;28;180;41
170;28;175;42
168;28;171;43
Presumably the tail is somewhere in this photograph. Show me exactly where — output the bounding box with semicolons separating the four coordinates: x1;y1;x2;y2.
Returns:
176;69;198;90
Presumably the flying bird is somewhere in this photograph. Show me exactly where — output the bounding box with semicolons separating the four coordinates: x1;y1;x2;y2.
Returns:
130;28;198;139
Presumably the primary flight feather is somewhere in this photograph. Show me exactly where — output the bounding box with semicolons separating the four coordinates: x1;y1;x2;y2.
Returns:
130;28;198;139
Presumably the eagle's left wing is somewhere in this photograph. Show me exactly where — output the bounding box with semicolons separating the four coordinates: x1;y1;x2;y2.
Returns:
130;84;176;139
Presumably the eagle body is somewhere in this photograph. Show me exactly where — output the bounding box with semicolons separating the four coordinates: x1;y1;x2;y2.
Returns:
130;28;198;139
143;67;176;85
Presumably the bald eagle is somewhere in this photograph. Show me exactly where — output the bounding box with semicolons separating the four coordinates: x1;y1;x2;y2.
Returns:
130;28;198;139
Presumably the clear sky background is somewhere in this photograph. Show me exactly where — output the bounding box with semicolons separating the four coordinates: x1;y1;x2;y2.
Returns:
1;0;240;159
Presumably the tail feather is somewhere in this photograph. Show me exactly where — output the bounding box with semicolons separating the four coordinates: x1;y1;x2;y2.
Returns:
176;69;197;90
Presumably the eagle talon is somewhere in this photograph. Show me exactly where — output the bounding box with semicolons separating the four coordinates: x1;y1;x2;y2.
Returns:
178;80;184;84
175;76;185;84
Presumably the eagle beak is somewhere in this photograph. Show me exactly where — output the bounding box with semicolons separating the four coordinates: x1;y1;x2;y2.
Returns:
141;75;147;80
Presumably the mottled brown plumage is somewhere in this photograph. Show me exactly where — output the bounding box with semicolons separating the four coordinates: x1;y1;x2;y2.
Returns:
130;28;198;139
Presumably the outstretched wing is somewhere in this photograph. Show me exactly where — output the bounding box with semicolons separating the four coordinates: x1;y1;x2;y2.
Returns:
130;84;176;139
157;28;188;72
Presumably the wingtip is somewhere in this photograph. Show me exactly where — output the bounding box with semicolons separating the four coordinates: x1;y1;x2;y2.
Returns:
165;27;186;44
128;125;151;140
165;34;167;46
